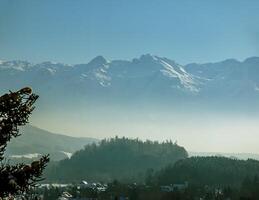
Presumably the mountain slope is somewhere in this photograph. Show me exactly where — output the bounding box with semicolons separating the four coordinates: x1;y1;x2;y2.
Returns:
6;125;98;161
184;57;259;99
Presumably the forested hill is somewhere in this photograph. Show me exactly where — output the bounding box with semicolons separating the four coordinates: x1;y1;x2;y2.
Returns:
150;156;259;186
45;137;188;182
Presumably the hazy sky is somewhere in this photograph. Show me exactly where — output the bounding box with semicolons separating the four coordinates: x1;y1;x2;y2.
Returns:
30;105;259;154
1;0;259;64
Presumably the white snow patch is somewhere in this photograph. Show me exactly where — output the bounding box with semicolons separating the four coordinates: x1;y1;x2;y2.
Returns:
46;68;56;75
254;84;259;92
81;73;88;78
100;68;107;73
10;153;41;159
60;151;73;159
39;184;69;188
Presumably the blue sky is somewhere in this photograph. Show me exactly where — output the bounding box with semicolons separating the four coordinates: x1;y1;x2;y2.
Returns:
1;0;259;64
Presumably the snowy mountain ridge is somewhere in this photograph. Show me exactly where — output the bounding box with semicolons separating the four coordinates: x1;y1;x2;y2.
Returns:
1;54;259;103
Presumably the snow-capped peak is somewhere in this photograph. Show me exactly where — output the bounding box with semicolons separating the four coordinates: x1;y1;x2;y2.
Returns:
76;56;112;87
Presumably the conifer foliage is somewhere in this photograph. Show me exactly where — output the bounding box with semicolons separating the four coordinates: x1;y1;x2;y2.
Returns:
0;87;49;197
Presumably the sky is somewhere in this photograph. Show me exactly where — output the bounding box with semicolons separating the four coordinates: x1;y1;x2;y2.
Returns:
1;0;259;64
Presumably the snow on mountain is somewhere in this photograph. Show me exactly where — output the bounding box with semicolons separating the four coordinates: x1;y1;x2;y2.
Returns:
1;55;259;103
103;54;200;92
72;56;111;87
0;60;32;71
157;57;199;92
94;66;111;87
88;56;111;86
184;57;259;98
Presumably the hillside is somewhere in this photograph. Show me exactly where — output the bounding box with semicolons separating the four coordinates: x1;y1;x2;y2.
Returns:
5;125;98;161
45;137;188;182
151;156;259;186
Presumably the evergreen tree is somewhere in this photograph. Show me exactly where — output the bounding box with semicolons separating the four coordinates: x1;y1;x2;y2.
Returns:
0;87;49;198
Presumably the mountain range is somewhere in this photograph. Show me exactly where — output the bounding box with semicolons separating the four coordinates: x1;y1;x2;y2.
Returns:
1;54;259;106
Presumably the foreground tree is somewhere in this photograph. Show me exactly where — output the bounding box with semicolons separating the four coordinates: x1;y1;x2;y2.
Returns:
0;87;49;198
